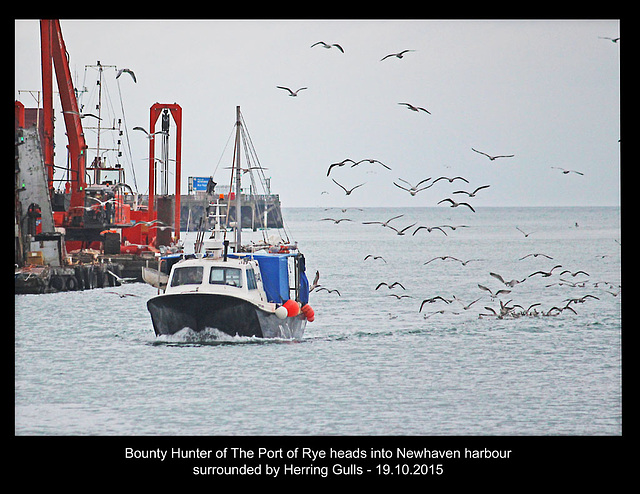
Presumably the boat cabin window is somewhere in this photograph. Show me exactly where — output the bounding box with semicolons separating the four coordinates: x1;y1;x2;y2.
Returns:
246;268;258;290
209;267;243;287
170;266;203;287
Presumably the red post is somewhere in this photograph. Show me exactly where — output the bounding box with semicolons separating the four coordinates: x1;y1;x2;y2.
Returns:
147;105;160;222
15;101;25;129
147;103;182;243
171;105;182;242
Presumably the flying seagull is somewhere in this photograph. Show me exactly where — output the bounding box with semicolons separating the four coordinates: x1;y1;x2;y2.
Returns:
327;158;356;176
316;287;341;296
87;197;117;206
320;217;353;224
451;258;482;266
105;291;138;298
598;36;620;43
528;265;563;278
559;269;590;277
310;271;321;291
131;219;165;227
490;272;526;287
419;297;452;312
352;159;392;170
543;306;577;316
151;224;174;232
398;102;430;114
133;126;168;140
477;284;512;298
381;49;415;61
420;295;453;305
423;310;454;319
364;255;387;263
62;110;101;120
277;86;308;97
423;255;460;265
437;198;476;212
452;185;490;197
439;224;469;231
452;296;482;310
311;41;344;52
393;178;433;196
332;178;365;195
433;176;469;184
519;253;553;260
564;294;600;305
412;225;448;236
471;148;514;161
386;223;417;236
375;281;406;290
362;214;404;227
106;270;137;284
116;68;137;83
551;167;584;176
516;226;534;237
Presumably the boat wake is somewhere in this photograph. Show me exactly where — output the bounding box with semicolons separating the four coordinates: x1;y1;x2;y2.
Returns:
151;326;303;346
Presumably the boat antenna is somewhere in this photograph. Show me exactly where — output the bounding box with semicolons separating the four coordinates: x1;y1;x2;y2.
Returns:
115;74;138;192
234;105;242;249
236;111;293;245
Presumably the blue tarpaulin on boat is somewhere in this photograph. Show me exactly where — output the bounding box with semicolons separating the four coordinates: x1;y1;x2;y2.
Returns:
299;269;309;305
229;252;309;304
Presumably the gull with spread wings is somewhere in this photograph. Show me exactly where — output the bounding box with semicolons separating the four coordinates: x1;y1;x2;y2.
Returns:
332;179;365;195
393;178;433;196
277;86;308;97
133;126;168;140
116;68;137;83
311;41;344;52
471;148;514;161
437;198;476;212
380;49;415;61
398;102;430;114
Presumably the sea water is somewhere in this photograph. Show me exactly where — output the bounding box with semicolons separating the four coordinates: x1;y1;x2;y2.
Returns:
14;207;621;435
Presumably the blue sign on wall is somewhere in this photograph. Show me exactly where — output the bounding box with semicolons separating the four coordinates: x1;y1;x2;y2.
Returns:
190;176;212;192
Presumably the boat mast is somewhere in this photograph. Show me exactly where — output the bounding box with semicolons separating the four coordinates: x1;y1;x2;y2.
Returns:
94;61;104;184
234;105;242;248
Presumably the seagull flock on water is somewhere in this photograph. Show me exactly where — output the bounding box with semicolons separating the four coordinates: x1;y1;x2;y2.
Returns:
304;35;619;320
312;201;618;320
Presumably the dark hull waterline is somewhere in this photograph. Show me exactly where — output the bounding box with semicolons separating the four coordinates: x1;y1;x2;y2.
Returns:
147;293;306;339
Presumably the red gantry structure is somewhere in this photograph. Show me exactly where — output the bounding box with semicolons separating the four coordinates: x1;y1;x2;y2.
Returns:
147;103;182;247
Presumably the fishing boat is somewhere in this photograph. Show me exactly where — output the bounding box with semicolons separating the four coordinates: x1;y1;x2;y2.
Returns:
146;107;314;339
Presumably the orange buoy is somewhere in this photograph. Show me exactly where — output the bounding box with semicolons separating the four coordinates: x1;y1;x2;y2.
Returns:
283;299;300;317
301;304;315;322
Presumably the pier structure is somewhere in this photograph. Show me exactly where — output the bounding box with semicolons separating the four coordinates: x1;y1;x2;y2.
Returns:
180;182;284;232
15;121;159;294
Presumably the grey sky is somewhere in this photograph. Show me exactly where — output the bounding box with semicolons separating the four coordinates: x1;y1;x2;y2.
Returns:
15;19;620;208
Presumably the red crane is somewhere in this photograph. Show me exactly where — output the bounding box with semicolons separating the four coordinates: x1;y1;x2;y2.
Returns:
40;19;88;229
38;20;181;251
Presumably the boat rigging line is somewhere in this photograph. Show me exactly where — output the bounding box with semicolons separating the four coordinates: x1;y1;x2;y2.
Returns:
214;107;292;246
